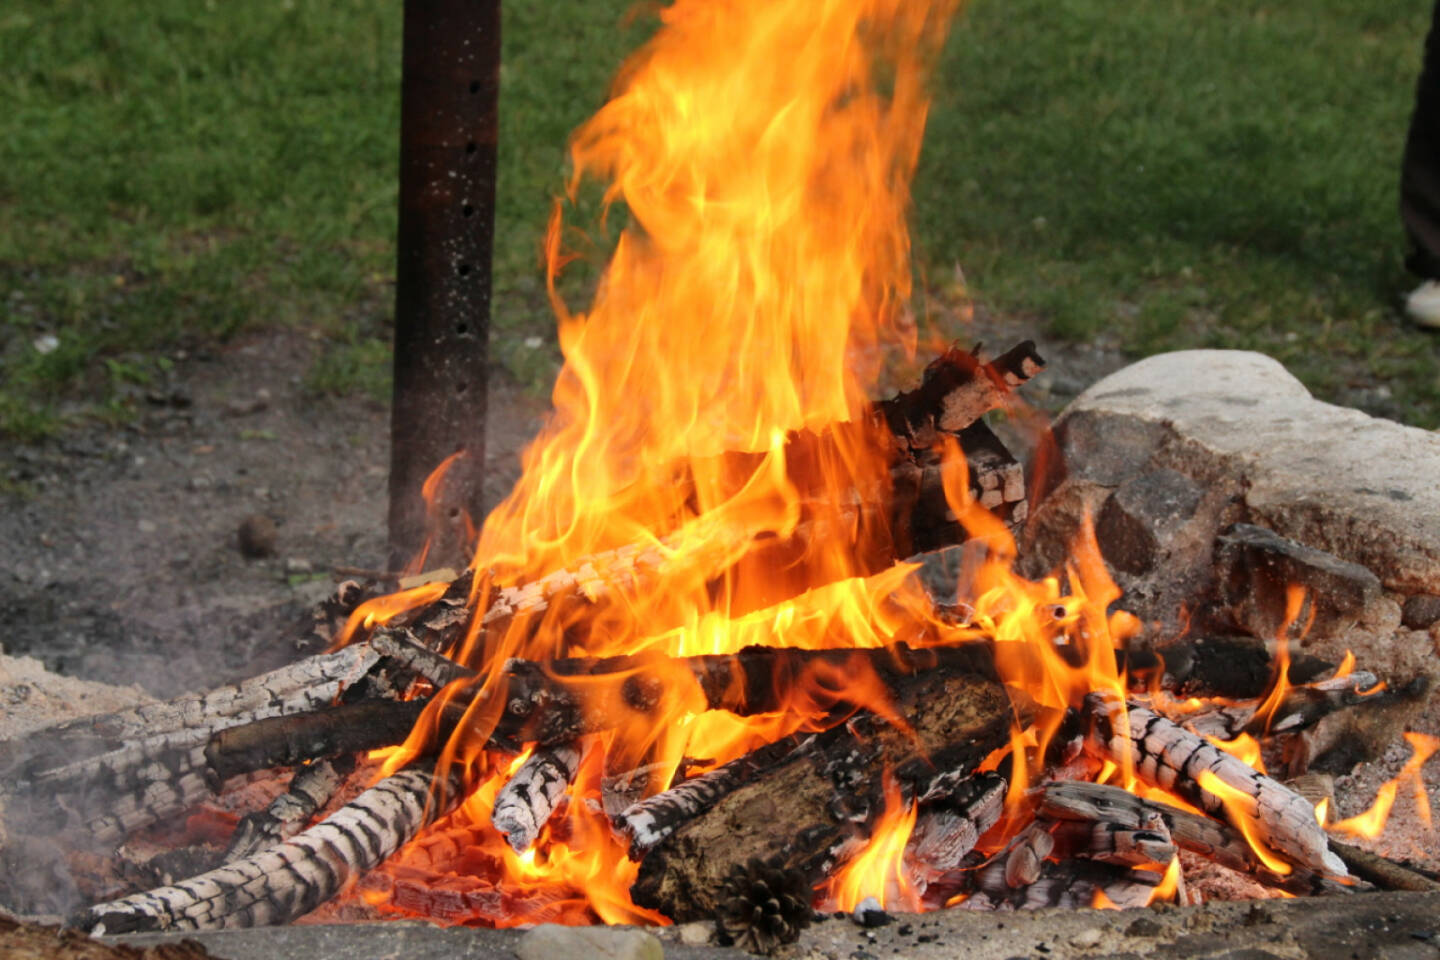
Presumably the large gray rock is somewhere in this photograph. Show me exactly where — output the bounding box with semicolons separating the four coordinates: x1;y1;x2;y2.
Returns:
1025;350;1439;678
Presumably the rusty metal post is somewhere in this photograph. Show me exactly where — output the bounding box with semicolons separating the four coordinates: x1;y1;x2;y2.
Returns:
388;0;501;571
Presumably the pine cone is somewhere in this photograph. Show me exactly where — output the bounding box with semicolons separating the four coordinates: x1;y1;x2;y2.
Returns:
714;855;814;955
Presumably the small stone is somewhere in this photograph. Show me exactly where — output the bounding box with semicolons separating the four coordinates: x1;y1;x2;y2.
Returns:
32;333;59;355
515;924;663;960
852;896;892;928
137;519;157;534
1401;594;1440;630
1069;927;1103;948
1126;917;1163;938
237;514;277;558
675;921;712;946
284;558;313;574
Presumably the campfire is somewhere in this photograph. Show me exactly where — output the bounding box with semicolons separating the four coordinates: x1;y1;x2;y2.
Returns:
3;0;1437;954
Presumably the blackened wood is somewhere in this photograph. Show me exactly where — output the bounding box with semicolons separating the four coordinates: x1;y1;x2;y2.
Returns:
388;0;500;568
203;701;428;787
222;757;354;863
370;628;473;687
630;663;1013;921
1083;691;1347;878
1036;780;1337;896
876;340;1045;442
908;772;1006;877
80;765;459;933
490;742;582;852
1327;839;1440;892
615;733;813;857
481;642;999;748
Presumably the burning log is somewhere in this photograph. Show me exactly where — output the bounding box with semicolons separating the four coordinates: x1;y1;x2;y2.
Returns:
614;732;813;857
1035;780;1337;895
369;628;473;688
78;765;459;934
877;340;1045;443
908;772;1007;877
1079;695;1348;878
358;341;1042;663
203;700;428;787
491;742;584;852
629;659;1013;922
222;757;354;863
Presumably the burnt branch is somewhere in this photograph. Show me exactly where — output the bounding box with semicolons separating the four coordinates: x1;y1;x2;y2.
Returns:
79;764;460;934
491;742;583;852
203;700;428;787
222;757;354;863
1080;694;1347;878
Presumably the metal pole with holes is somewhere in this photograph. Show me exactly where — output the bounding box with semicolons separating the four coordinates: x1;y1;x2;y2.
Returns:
388;0;500;570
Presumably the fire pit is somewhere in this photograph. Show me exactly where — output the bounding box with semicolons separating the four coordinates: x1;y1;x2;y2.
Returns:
2;0;1438;956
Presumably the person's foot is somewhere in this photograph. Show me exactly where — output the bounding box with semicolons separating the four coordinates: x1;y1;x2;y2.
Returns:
1406;279;1440;328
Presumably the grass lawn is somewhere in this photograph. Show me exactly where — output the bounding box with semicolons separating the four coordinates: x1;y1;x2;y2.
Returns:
1;0;1436;439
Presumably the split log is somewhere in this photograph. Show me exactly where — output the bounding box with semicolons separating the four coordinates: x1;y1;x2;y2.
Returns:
79;764;460;934
629;659;1014;921
614;733;813;857
1002;822;1055;888
491;742;584;852
203;700;428;787
222;757;354;863
1165;671;1382;742
1079;696;1348;878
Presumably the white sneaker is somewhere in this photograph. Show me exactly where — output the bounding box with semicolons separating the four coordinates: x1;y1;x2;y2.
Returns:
1406;280;1440;328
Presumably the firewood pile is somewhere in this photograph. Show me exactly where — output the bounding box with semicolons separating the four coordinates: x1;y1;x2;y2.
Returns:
1;341;1435;956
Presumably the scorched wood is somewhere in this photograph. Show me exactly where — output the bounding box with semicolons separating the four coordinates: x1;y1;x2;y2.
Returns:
222;757;354;863
1081;692;1348;878
614;732;813;857
203;700;429;787
629;659;1013;921
79;764;459;934
491;741;583;852
0;646;380;844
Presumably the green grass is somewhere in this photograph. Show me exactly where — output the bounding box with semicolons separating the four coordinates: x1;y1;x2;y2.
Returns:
2;0;1437;438
918;0;1438;420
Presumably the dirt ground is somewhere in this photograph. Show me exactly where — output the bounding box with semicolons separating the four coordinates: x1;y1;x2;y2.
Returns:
0;328;547;698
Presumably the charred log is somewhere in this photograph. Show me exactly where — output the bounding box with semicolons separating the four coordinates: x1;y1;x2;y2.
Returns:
629;662;1013;921
203;700;428;787
491;742;584;852
1083;691;1347;878
79;764;460;934
615;733;813;857
222;757;354;863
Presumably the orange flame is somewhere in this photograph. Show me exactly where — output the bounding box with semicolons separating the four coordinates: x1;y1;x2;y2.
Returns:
1194;770;1291;876
1331;732;1440;840
825;771;920;913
